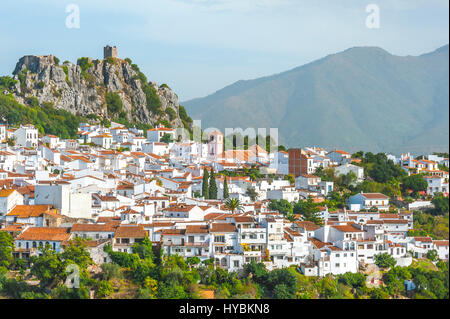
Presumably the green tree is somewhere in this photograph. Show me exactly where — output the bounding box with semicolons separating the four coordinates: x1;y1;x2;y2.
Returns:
293;198;323;225
426;249;439;261
431;193;449;215
209;170;218;199
268;199;293;216
224;198;244;214
364;152;407;183
266;269;297;298
96;280;114;298
132;237;154;261
30;245;66;289
273;284;294;299
374;253;397;269
186;257;201;266
160;133;173;144
105;92;123;115
0;76;18;91
245;187;259;202
402;174;428;197
202;168;209;199
223;177;229;199
60;238;93;271
370;287;390;299
0;232;14;271
101;263;122;281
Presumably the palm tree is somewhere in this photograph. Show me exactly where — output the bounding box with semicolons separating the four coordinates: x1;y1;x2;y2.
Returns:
224;198;244;214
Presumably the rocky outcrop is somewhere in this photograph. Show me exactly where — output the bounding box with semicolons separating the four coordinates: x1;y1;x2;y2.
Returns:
11;54;185;128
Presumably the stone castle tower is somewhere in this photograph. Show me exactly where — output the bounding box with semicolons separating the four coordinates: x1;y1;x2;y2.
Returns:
104;45;118;59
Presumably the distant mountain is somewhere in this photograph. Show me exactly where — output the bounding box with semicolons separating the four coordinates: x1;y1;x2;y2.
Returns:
184;45;449;154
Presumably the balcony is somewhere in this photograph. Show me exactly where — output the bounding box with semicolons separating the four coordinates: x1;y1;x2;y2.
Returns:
184;242;209;247
244;250;261;257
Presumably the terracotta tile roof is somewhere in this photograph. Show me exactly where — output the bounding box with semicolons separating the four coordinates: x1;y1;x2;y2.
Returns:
383;219;408;224
433;240;449;247
121;208;140;215
144;222;175;228
361;193;389;199
203;213;226;220
115;225;147;238
163;204;197;212
161;228;185;235
414;237;433;243
16;227;71;241
209;223;237;233
294;221;320;231
366;220;383;224
185;225;209;234
330;149;350;155
308;237;330;249
232;216;254;223
98;195;119;202
332;224;364;232
71;223;116;232
284;227;302;237
327;245;342;251
380;213;400;219
0;189;16;197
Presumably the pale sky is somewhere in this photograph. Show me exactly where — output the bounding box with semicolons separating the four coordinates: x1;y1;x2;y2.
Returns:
0;0;448;100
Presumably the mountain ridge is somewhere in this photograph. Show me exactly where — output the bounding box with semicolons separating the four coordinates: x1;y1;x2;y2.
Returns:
184;44;449;154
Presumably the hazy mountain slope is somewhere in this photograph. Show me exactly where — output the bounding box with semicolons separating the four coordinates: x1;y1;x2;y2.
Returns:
184;45;449;154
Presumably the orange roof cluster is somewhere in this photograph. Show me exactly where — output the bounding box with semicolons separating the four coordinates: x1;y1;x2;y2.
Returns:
0;189;16;197
16;227;71;241
71;223;117;232
209;223;236;233
7;205;56;218
332;224;364;233
115;225;147;238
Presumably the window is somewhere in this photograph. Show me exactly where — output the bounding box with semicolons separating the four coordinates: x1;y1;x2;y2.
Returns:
335;263;340;267
214;235;225;243
233;260;239;268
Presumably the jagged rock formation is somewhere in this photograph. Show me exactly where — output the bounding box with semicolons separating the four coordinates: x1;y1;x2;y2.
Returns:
11;54;186;128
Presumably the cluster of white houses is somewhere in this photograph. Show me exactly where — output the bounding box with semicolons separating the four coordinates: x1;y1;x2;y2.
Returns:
0;122;448;276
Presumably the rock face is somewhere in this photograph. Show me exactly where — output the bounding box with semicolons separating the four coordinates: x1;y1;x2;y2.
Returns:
11;54;185;128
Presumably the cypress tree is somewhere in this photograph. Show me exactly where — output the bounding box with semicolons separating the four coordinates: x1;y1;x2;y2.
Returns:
209;170;218;199
223;176;229;199
202;168;209;199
